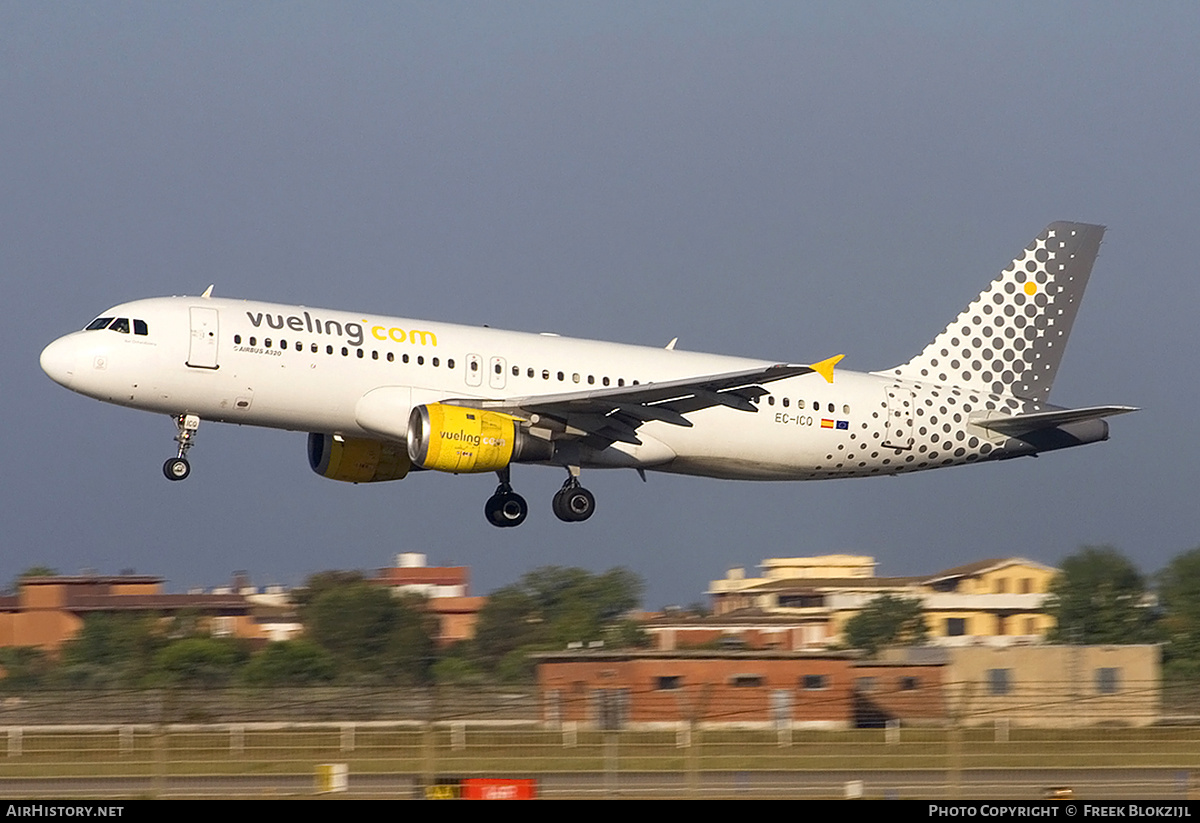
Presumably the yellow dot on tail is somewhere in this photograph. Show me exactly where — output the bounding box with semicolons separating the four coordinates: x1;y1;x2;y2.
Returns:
1024;282;1037;295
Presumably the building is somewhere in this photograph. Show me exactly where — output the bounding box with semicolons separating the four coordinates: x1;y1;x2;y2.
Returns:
697;554;1058;649
535;649;946;730
534;644;1161;730
372;553;484;646
931;644;1160;727
0;574;262;651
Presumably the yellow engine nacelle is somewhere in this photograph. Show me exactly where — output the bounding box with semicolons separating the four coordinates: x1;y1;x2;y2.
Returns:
407;404;549;473
308;433;411;483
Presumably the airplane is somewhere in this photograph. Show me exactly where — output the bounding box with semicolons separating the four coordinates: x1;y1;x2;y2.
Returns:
40;221;1135;528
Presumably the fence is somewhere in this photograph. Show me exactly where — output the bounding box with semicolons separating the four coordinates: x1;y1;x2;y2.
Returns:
0;684;1195;799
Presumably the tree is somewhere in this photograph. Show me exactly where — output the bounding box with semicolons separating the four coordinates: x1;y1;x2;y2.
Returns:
58;613;167;688
471;566;645;681
843;594;929;656
147;638;250;688
1157;547;1200;678
292;570;368;610
302;578;437;683
241;639;337;686
1046;546;1157;644
0;647;55;692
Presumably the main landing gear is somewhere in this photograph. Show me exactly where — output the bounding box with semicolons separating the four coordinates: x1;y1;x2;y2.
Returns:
552;467;595;523
163;413;200;481
483;466;596;528
485;467;528;528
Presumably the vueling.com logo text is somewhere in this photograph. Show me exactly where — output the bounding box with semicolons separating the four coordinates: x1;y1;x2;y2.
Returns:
439;430;507;448
246;311;438;348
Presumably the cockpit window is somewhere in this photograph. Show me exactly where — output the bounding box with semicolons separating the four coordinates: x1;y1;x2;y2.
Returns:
133;319;148;335
109;318;131;334
85;317;114;331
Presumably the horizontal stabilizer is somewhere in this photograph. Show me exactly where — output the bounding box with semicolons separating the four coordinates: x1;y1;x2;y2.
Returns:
972;405;1138;436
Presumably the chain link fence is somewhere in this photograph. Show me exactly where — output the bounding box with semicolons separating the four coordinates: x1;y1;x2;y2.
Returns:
0;684;1195;799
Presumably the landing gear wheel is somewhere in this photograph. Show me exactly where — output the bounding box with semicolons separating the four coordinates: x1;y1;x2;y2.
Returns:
165;413;200;482
552;486;595;522
485;490;528;528
163;457;191;481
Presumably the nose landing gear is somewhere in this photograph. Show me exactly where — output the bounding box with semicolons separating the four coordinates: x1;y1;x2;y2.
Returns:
163;414;200;481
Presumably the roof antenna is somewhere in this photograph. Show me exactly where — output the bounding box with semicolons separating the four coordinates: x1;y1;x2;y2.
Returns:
201;285;214;299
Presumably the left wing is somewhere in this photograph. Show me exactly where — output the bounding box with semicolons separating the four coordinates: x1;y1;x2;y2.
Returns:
442;355;844;446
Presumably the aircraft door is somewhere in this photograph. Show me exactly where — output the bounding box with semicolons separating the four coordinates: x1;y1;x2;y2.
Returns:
465;354;483;387
883;386;914;449
489;356;507;390
187;307;219;370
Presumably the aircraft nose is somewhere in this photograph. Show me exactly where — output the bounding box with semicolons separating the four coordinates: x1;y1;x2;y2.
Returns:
40;336;77;389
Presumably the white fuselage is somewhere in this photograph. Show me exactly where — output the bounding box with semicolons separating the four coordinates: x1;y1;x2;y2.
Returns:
40;295;1069;482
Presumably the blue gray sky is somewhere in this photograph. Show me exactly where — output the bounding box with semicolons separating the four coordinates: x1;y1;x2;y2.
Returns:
3;2;1197;607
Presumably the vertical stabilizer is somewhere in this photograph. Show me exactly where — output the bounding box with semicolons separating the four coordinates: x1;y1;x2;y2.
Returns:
885;222;1104;403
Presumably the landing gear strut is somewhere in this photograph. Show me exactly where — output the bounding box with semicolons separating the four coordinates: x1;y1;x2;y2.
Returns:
484;467;528;528
163;414;200;481
552;467;595;523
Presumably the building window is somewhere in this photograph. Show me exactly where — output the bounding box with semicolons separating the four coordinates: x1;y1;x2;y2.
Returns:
987;668;1011;696
778;594;824;608
946;617;968;636
899;677;920;691
656;676;682;690
210;616;234;638
855;677;877;693
1096;668;1120;695
730;675;764;687
801;675;828;690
